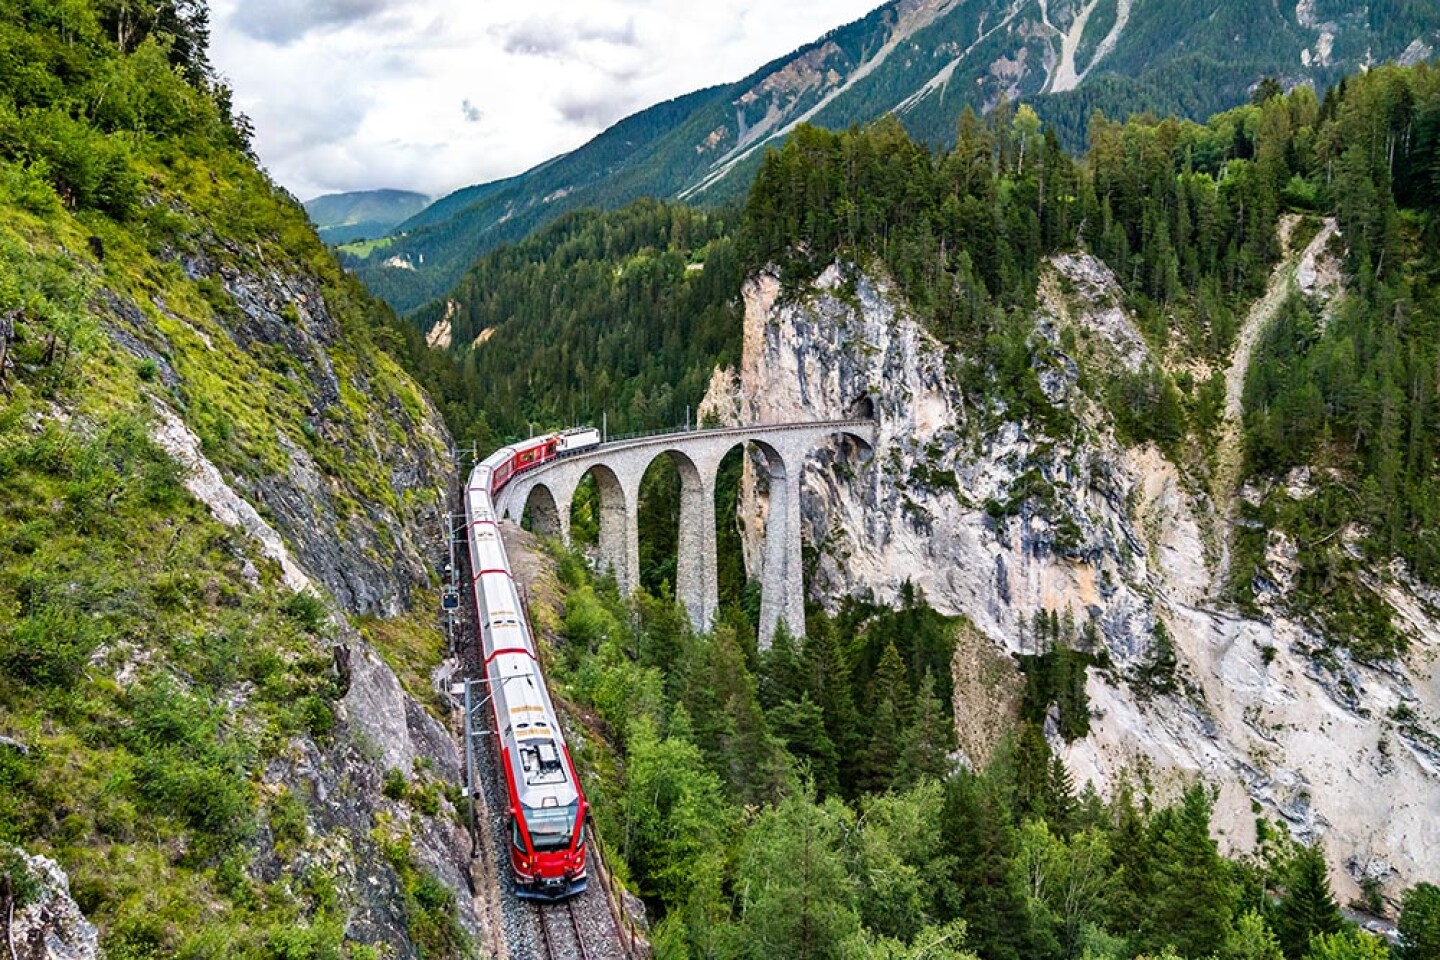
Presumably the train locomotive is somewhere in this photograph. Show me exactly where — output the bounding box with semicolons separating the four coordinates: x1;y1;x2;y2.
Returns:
465;427;600;900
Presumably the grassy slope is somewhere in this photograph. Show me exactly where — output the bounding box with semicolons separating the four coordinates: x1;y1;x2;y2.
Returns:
0;7;464;956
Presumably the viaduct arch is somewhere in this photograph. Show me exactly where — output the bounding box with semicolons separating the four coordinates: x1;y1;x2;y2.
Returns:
497;420;876;645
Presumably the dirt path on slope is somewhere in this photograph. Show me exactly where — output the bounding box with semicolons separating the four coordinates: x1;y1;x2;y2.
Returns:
1210;215;1339;589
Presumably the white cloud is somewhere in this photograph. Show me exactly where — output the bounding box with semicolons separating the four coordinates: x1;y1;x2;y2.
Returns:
210;0;885;201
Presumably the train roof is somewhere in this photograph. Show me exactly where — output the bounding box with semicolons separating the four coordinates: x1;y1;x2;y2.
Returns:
492;655;579;808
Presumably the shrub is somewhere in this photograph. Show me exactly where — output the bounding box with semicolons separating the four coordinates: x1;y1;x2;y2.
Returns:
382;769;408;801
0;607;101;687
280;591;330;633
268;789;308;850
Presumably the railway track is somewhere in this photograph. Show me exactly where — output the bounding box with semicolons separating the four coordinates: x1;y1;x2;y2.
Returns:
459;520;643;960
537;900;591;960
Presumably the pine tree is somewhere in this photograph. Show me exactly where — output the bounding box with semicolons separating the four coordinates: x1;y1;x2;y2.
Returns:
1276;844;1343;959
1398;882;1440;960
1145;785;1237;958
894;670;954;789
1008;722;1062;824
938;772;1039;960
1226;910;1286;960
759;621;805;710
736;790;860;960
802;620;862;791
769;693;840;797
856;642;910;794
712;625;787;805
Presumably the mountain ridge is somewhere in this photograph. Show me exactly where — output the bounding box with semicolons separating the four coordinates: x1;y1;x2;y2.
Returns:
304;187;430;245
351;0;1440;315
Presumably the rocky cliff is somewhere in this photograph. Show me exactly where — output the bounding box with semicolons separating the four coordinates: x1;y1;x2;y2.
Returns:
1;153;479;958
701;251;1440;905
1;847;99;960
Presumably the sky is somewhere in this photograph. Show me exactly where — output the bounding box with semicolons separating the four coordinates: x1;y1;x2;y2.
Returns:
209;0;885;203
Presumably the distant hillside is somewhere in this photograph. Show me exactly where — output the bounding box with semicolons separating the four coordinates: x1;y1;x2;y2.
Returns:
351;0;1440;314
304;188;429;245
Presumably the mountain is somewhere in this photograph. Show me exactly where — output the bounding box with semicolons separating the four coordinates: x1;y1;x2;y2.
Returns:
0;5;477;955
304;188;430;244
693;65;1440;911
391;63;1440;929
352;0;1440;314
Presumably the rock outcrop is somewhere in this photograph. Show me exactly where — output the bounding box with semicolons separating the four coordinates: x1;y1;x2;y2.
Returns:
94;234;481;952
702;256;1440;904
3;848;100;960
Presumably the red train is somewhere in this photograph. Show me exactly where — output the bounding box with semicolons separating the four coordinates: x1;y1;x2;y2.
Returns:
464;428;599;899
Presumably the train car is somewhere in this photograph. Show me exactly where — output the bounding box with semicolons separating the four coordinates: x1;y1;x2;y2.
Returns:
464;432;595;899
485;427;601;490
556;427;601;453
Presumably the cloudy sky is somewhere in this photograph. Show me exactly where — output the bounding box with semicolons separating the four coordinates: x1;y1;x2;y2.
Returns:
210;0;884;203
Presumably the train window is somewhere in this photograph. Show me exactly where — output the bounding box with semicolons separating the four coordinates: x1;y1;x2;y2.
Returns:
523;801;578;852
511;816;527;851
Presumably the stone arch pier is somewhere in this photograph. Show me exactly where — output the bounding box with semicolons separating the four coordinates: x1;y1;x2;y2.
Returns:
496;420;876;644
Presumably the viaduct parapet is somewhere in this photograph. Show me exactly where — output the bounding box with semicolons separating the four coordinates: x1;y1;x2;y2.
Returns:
494;420;876;644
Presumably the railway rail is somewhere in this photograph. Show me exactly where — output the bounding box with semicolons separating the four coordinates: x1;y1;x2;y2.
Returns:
537;900;591;960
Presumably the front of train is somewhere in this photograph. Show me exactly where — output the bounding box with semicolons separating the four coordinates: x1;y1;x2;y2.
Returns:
510;796;589;900
500;679;591;900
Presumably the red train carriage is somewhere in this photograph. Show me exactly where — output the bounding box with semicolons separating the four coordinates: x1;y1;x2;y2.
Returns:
464;429;599;898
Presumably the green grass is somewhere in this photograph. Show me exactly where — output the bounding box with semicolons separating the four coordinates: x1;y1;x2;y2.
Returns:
0;381;353;954
336;236;395;260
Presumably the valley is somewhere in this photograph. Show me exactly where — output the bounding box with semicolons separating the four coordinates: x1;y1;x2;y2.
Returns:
3;1;1440;959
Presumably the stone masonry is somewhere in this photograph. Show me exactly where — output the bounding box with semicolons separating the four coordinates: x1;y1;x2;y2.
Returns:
494;420;875;644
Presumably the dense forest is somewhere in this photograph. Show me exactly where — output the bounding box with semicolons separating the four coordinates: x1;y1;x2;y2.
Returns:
544;550;1440;960
395;200;745;447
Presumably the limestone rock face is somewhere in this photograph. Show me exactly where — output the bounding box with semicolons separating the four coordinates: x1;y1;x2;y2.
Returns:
3;849;100;960
100;235;479;952
702;257;1440;904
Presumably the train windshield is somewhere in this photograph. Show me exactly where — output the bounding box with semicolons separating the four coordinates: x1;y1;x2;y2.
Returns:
524;801;579;852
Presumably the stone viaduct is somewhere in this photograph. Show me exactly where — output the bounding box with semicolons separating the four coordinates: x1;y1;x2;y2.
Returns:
494;420;876;644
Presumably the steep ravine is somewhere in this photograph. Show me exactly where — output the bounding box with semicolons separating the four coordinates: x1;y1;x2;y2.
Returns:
3;218;483;954
127;245;485;954
701;256;1439;905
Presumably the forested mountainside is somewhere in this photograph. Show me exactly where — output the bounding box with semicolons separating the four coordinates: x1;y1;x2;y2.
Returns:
399;200;743;447
349;0;1440;314
0;3;476;956
734;67;1440;638
303;189;431;246
387;61;1440;959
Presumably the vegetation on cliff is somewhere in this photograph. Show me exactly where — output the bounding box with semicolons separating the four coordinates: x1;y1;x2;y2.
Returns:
0;2;467;955
737;66;1440;658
